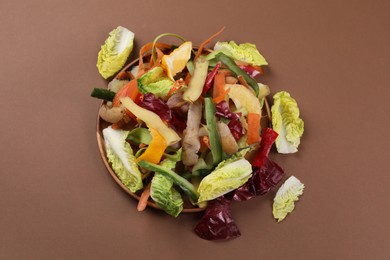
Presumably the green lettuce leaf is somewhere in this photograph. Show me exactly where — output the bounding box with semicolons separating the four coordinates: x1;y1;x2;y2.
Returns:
137;67;174;99
271;91;304;154
97;26;135;79
273;176;304;222
150;174;183;217
197;158;252;203
103;126;143;193
150;148;184;217
209;41;268;66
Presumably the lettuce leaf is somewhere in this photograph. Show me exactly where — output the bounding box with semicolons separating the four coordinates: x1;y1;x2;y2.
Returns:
197;157;252;203
97;26;135;79
271;91;304;154
137;67;174;99
150;174;183;217
273;176;304;222
211;41;268;66
103;126;143;193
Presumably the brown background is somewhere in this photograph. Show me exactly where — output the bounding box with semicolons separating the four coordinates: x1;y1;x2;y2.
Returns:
1;0;389;259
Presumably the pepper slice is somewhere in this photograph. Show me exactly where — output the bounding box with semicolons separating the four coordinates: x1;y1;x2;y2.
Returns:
136;128;167;164
251;127;279;167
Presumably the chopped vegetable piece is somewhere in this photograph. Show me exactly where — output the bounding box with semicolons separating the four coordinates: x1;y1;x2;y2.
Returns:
182;100;202;166
271;91;304;154
202;61;221;95
126;128;152;145
137;183;151;212
246;113;261;144
97;26;135;79
194;27;225;61
183;56;209;103
99;104;124;123
233;157;284;201
137;67;174;99
273;176;304;222
215;52;259;95
108;78;130;93
139;93;186;133
151;173;183;217
120;97;181;145
112;78;139;108
213;41;268;66
251;128;278;167
238;64;263;78
103;126;143;193
225;83;261;114
217;122;238;155
90;88;116;101
136;128;167;164
204;98;222;166
212;71;226;100
138;160;199;203
194;197;241;240
197;158;252;203
215;101;244;141
161;41;192;81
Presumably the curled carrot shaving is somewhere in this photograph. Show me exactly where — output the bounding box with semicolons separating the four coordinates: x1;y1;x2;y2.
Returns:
149;47;165;67
194;27;225;61
138;42;171;76
137;183;151;212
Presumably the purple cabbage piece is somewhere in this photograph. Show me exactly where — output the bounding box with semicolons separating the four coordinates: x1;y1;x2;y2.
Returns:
233;157;284;201
139;93;187;133
194;197;241;241
238;64;262;78
215;101;244;140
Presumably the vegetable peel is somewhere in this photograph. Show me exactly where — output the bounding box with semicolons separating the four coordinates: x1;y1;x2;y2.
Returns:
97;26;135;79
273;176;304;222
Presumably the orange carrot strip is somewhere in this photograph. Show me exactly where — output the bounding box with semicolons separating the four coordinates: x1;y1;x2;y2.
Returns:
137;183;151;212
212;87;230;104
247;113;262;144
112;78;139;107
212;72;225;98
194;27;225;61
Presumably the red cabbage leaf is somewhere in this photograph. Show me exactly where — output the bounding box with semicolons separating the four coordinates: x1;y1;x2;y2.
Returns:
215;101;244;140
232;157;284;201
139;93;187;133
194;197;241;240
